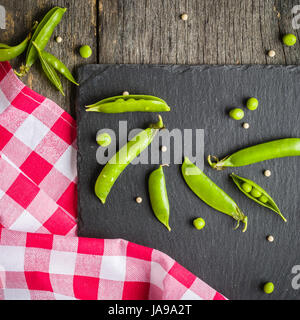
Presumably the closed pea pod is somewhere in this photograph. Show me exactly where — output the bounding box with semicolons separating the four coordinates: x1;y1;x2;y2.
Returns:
42;51;79;86
0;21;38;62
0;44;11;49
95;116;164;204
25;7;67;70
32;42;64;96
86;95;170;113
0;36;30;61
230;173;287;222
182;157;248;232
148;165;171;231
208;138;300;170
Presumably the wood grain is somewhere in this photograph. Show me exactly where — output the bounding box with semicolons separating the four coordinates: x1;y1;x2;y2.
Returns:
1;0;300;114
98;0;300;65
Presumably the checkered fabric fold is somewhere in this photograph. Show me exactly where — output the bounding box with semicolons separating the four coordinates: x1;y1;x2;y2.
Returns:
0;61;226;300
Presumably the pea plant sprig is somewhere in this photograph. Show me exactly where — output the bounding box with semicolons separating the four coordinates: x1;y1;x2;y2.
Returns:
0;6;79;95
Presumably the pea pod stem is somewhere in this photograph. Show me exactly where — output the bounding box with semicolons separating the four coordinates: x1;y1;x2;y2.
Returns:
148;165;171;231
86;95;170;113
182;157;248;232
32;42;65;96
95;115;164;204
230;173;287;222
208;138;300;170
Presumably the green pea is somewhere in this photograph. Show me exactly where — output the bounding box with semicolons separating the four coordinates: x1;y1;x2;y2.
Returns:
250;188;262;198
282;33;297;46
259;195;269;204
79;45;92;58
246;97;259;111
96;132;111;147
241;182;252;193
263;282;274;294
193;218;206;230
229;108;244;120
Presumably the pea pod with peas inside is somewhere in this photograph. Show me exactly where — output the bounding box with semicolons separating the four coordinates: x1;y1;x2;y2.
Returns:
86;95;170;113
95;115;164;204
182;157;248;232
230;173;287;222
208;138;300;170
149;165;171;231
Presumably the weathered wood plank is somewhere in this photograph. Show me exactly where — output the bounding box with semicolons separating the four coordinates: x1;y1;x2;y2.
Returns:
98;0;300;66
0;0;97;115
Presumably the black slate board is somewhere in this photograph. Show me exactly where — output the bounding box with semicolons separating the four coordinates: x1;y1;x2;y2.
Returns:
76;64;300;300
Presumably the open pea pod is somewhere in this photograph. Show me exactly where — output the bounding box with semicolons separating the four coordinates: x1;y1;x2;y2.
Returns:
230;173;287;222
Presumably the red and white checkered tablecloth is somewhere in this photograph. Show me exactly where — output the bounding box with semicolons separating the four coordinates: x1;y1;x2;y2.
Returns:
0;61;227;300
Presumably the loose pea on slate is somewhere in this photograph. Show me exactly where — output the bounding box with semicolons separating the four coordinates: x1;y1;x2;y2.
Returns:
229;108;244;120
263;282;274;294
246;97;259;111
96;132;112;147
193;218;205;230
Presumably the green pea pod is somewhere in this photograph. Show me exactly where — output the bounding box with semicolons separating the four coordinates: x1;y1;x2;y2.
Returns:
42;51;79;86
25;7;67;69
208;138;300;170
149;165;171;231
32;42;65;96
95;115;164;204
86;95;170;113
182;157;248;232
0;22;38;62
0;44;11;49
0;37;29;62
230;173;287;222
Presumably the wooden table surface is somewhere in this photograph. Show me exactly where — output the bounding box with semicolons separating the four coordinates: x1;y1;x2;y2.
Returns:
1;0;299;116
1;0;300;117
